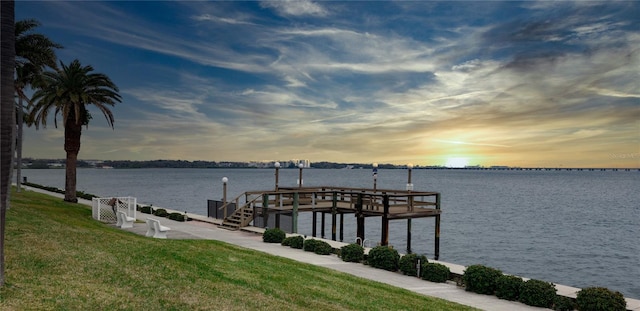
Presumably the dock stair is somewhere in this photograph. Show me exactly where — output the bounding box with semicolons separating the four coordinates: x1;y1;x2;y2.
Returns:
219;204;254;230
219;193;268;231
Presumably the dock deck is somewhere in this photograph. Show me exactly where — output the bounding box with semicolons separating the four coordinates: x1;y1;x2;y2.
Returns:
214;186;442;259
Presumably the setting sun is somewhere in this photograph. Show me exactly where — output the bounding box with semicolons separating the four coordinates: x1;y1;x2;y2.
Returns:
445;157;469;168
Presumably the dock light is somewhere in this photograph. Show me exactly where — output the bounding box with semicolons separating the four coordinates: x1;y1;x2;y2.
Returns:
222;177;228;218
298;163;304;188
274;162;280;191
406;163;414;253
372;163;378;191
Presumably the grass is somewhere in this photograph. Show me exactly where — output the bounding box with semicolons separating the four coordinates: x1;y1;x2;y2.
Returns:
0;189;478;311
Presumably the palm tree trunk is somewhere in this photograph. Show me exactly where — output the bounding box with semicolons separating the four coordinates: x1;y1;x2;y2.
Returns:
16;97;23;192
64;122;81;203
1;0;16;288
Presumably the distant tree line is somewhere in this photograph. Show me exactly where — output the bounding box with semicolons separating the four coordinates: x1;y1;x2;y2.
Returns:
22;159;408;169
102;160;220;169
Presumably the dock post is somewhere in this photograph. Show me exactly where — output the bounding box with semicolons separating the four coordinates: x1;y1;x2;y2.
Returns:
292;192;299;234
381;195;389;246
407;219;412;254
356;193;365;242
321;212;326;239
340;213;344;242
332;192;337;241
312;211;317;237
435;193;441;260
262;193;269;228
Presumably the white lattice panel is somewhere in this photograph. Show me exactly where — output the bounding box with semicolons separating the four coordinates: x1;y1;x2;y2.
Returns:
92;197;137;223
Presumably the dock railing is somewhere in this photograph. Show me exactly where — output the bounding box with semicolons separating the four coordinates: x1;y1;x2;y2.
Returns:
216;186;441;259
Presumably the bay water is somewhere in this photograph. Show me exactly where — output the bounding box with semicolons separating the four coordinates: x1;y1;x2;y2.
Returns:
20;168;639;298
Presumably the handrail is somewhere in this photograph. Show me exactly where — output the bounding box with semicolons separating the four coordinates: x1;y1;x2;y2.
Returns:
218;192;262;212
245;186;438;197
221;187;440;217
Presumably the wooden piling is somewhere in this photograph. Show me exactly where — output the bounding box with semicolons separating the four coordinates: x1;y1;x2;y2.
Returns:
331;192;337;241
381;195;389;246
292;192;298;233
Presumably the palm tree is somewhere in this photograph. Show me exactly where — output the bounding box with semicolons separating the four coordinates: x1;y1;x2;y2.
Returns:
14;19;62;192
30;60;122;202
1;0;16;287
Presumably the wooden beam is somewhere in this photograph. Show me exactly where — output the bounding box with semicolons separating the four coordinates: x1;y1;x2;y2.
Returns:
262;193;269;228
292;192;298;233
356;193;365;242
312;211;317;237
381;195;389;246
331;192;337;241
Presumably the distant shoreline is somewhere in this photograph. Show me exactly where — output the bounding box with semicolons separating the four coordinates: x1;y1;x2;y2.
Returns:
16;158;640;171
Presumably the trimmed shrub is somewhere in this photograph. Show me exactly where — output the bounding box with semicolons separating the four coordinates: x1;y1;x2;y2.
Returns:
519;279;557;308
281;235;304;249
576;287;626;311
76;191;97;200
281;236;294;246
168;212;186;221
367;246;400;272
553;295;576;311
140;205;152;214
262;228;286;243
289;236;304;249
462;264;503;295
153;208;168;217
495;274;524;301
303;239;320;252
495;275;524;301
340;243;365;263
313;240;333;255
21;182;97;200
399;253;428;277
422;262;450;283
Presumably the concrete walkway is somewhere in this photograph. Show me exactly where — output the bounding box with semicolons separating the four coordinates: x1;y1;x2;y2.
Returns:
131;212;551;311
20;186;640;311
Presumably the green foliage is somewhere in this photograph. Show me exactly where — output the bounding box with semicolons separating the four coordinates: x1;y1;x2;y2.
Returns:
262;228;286;243
76;191;98;200
422;263;450;283
4;189;478;311
281;235;304;248
167;212;186;222
313;241;333;255
153;208;168;217
289;235;304;249
399;253;428;277
495;275;523;301
576;287;626;311
303;239;320;252
340;243;365;263
462;264;503;295
281;236;293;246
553;295;576;311
140;205;152;214
367;246;400;272
519;279;557;308
21;182;97;200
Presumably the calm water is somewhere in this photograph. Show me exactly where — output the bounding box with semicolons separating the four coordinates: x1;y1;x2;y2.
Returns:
20;168;640;298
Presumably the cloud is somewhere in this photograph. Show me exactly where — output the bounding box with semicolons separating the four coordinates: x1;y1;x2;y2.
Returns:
261;0;328;17
19;1;640;167
192;14;256;25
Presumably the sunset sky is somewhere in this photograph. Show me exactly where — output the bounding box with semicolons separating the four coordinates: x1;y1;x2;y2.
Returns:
17;1;639;168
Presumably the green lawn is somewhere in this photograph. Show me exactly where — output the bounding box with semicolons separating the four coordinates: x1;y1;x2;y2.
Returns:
0;189;477;311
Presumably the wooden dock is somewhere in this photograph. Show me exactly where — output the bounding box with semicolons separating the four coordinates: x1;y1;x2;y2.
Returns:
216;186;442;259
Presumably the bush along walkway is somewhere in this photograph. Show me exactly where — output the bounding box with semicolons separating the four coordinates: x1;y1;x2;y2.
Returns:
265;228;636;311
21;185;639;311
